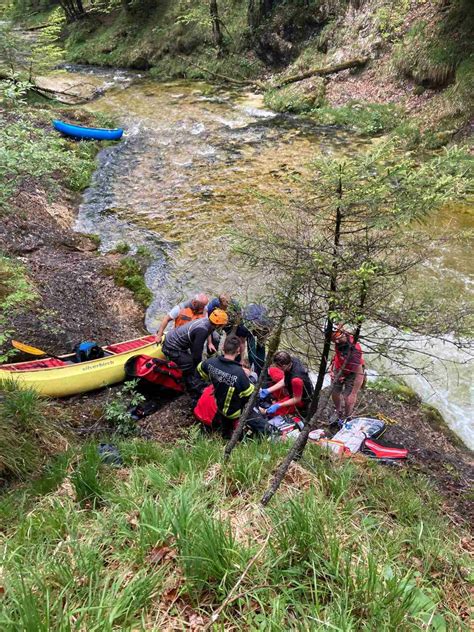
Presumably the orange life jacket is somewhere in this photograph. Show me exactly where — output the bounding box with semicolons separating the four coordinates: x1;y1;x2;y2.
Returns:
174;306;205;329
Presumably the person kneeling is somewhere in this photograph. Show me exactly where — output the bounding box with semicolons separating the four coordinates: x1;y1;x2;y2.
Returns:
197;335;254;440
260;351;313;418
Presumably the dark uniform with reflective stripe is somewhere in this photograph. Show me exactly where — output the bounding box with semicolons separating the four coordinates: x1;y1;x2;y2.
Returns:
198;356;254;438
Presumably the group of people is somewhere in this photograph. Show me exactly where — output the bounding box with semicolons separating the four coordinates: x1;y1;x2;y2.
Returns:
154;293;365;437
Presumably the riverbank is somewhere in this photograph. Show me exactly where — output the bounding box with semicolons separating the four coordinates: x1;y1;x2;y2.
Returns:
0;103;146;355
0;73;472;632
59;0;473;141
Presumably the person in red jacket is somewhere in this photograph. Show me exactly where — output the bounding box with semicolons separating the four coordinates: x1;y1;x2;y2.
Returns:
331;327;365;423
260;351;313;417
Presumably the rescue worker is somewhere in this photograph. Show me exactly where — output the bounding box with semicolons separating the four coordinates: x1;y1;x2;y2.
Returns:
260;351;313;417
197;335;255;439
155;293;209;342
161;308;228;375
207;293;247;356
330;327;365;423
242;303;272;376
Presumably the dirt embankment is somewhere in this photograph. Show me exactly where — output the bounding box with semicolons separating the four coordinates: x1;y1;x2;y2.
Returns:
1;178;145;354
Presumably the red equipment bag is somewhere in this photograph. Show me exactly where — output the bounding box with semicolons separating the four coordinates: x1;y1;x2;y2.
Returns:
125;355;185;393
194;385;218;427
364;439;408;460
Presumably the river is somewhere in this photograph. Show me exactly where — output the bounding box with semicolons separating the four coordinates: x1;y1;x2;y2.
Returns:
52;66;472;450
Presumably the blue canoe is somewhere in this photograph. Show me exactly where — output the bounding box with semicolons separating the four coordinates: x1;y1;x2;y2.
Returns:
53;119;124;141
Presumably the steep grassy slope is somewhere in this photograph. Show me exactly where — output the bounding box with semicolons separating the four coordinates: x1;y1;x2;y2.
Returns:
0;433;471;629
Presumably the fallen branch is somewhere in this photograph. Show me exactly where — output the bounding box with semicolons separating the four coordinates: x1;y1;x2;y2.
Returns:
176;55;265;89
202;532;271;631
270;57;369;89
20;23;51;31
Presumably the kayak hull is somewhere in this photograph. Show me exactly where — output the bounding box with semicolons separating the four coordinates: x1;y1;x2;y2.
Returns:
53;119;124;141
0;335;165;397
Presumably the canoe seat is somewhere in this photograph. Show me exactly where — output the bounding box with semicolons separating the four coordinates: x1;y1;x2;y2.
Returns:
3;358;68;371
105;335;156;355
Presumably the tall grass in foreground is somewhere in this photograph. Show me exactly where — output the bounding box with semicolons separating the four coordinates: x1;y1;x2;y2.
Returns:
0;431;471;630
0;382;69;481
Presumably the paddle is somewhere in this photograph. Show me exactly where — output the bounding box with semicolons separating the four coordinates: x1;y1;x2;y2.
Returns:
12;340;62;361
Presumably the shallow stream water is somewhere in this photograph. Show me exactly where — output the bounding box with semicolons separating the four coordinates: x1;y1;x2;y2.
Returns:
55;67;473;449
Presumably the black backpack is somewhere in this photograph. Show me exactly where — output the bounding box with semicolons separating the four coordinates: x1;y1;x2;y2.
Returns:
74;341;104;363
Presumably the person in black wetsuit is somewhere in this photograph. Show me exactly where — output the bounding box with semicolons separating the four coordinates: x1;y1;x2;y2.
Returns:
161;309;228;374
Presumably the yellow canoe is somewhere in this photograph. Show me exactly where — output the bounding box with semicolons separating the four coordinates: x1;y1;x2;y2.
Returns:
0;335;165;397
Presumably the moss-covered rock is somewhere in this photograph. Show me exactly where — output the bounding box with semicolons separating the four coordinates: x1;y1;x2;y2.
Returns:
264;77;325;113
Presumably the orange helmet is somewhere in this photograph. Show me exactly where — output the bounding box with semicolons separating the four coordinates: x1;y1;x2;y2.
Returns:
209;308;228;326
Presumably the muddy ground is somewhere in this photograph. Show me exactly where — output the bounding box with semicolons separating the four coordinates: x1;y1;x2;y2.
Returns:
0;181;145;354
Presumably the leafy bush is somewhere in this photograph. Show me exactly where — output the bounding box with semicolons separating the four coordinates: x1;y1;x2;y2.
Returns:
109;256;153;306
104;380;145;436
312;102;403;136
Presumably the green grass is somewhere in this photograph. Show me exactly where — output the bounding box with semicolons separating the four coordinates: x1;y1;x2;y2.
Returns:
0;106;99;213
0;431;470;629
264;78;325;114
310;102;404;136
0;381;70;481
107;255;153;307
368;376;419;404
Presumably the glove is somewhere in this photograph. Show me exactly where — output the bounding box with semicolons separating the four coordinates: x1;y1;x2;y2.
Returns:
259;388;270;399
266;403;280;415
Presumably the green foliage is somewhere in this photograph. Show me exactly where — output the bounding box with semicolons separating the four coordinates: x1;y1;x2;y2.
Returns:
71;442;113;507
264;78;325;113
393;2;474;89
104;380;145;436
29;7;65;77
108;255;153;306
0;433;470;628
112;241;130;254
0;381;66;480
0;74;33;107
375;0;410;41
311;101;403;136
0;255;37;362
0;21;27;71
0;109;98;212
368;376;418;404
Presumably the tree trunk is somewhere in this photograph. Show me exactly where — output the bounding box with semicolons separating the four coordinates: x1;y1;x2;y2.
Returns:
209;0;224;53
261;168;344;507
270;57;368;89
248;0;275;30
59;0;85;23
